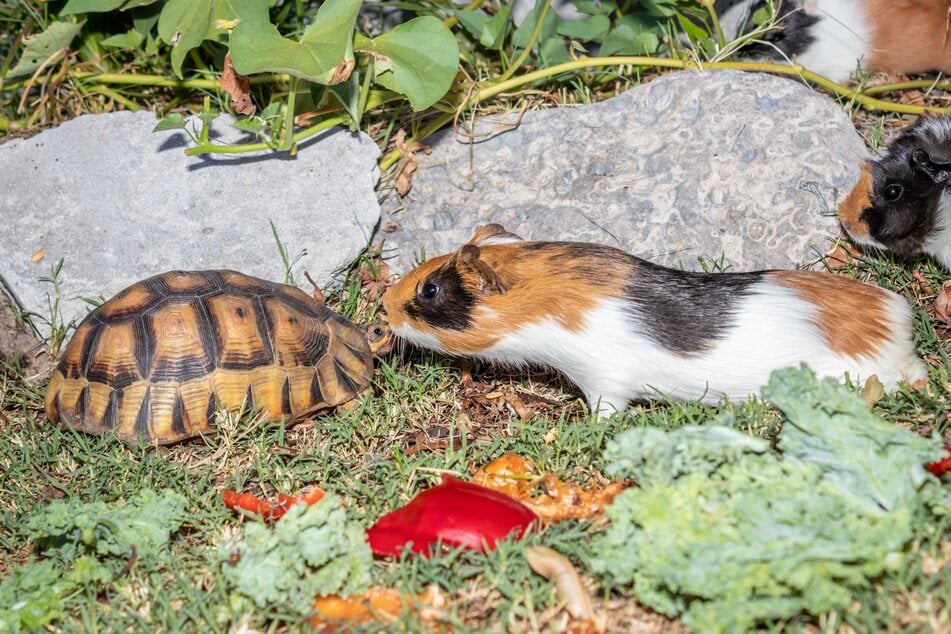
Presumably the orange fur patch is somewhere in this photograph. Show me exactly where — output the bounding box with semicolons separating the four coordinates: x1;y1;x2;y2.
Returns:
864;0;951;74
838;163;873;239
770;270;892;358
383;243;632;355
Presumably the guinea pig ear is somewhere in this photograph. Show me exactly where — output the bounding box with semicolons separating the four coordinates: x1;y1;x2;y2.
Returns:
468;223;523;247
912;147;951;184
454;244;507;296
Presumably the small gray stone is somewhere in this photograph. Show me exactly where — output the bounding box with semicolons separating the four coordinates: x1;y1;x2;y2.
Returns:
1;111;380;337
378;70;867;274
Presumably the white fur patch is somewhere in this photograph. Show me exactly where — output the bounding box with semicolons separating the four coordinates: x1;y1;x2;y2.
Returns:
923;193;951;271
794;0;873;83
474;282;925;415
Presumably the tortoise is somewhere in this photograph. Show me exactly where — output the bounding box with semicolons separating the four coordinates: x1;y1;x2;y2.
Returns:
44;270;392;444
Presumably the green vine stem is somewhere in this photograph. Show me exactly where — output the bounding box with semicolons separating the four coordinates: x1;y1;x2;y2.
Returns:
861;79;951;96
378;56;950;172
498;0;552;84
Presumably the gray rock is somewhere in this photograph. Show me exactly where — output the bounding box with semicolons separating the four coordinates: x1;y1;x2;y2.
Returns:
377;70;867;274
1;111;380;337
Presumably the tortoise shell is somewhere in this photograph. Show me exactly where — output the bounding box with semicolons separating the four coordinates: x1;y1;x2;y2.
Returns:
44;270;374;444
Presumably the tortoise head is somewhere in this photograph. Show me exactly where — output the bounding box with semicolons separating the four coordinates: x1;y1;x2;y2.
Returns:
361;321;394;356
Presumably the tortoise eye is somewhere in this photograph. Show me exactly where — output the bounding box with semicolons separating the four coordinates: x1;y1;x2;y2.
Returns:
419;282;440;301
883;183;904;202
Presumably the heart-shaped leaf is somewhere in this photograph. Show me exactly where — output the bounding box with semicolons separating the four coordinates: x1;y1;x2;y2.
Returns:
228;0;362;85
9;21;84;79
157;0;267;78
354;16;459;111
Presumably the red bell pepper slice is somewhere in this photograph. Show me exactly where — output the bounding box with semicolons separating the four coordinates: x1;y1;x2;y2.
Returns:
927;447;951;477
366;475;539;557
223;486;325;522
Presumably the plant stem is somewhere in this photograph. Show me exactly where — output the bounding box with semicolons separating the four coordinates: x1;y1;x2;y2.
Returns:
184;114;346;156
281;77;300;151
443;0;486;29
861;80;951;96
482;56;949;115
702;0;727;49
498;0;552;84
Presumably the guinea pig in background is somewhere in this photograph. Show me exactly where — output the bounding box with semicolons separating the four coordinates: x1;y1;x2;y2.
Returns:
720;0;951;83
382;224;927;416
838;115;951;272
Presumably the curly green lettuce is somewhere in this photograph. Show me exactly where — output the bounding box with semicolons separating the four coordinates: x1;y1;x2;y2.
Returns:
592;365;947;634
218;492;372;616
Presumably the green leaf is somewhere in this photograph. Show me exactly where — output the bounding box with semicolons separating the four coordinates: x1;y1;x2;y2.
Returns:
480;3;513;48
539;36;570;66
455;10;490;41
512;0;562;50
121;0;164;9
61;0;126;15
152;113;187;132
640;0;678;17
600;14;663;57
229;0;362;84
571;0;617;15
9;21;84;79
100;29;145;49
354;16;459;111
157;0;268;79
556;14;610;41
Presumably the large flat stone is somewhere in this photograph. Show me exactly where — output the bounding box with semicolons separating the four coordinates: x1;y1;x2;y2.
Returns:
1;111;380;337
378;70;867;273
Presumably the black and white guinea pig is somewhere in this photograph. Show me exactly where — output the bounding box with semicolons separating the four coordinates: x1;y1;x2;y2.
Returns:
838;115;951;271
719;0;951;83
382;225;927;416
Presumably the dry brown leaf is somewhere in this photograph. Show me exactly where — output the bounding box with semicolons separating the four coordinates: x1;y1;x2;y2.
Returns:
823;238;860;271
472;453;626;522
525;546;604;633
220;52;255;116
393;129;432;196
935;280;951;322
311;585;446;631
395;154;418;197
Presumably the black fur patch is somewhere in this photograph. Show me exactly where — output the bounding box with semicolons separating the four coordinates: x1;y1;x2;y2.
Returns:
625;261;764;354
403;260;477;330
734;0;819;61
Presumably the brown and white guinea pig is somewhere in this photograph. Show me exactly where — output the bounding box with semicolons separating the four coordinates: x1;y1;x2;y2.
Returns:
382;225;927;416
838;115;951;271
718;0;951;83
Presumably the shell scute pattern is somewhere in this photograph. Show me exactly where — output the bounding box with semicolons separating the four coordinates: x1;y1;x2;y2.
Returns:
45;270;374;444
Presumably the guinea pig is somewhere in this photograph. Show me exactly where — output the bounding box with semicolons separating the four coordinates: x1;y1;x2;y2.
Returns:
838;115;951;271
382;225;927;416
720;0;951;83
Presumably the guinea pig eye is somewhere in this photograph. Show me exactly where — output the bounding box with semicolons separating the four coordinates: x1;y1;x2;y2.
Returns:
883;183;904;202
418;282;440;301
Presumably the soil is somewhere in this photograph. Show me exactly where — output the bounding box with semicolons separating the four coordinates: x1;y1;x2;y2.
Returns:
0;292;51;381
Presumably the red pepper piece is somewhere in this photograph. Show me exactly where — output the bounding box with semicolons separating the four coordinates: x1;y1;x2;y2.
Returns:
366;475;539;557
927;447;951;477
223;486;325;522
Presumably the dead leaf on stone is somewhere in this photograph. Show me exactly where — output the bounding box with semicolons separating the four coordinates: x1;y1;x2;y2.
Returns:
31;249;44;263
220;52;255;116
935;280;951;322
525;546;604;633
393;129;432;197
